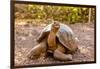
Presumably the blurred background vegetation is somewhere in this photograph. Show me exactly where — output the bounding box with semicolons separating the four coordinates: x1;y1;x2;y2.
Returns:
14;4;95;24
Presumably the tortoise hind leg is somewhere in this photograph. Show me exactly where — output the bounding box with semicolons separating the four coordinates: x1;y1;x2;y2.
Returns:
27;39;47;59
53;44;72;61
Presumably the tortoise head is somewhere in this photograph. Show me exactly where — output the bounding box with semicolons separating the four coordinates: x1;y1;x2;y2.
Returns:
51;21;60;33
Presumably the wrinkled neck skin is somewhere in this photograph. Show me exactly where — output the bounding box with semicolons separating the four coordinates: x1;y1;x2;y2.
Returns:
47;28;59;52
51;28;59;34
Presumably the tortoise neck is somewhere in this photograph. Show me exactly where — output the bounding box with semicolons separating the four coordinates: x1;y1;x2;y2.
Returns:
50;30;58;34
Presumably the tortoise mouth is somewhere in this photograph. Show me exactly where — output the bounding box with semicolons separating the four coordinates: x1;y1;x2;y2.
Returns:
52;24;60;29
54;25;60;29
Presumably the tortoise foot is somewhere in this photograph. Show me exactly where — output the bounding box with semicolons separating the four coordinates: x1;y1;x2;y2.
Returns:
54;49;72;61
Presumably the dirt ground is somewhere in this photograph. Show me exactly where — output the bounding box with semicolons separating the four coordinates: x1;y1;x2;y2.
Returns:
14;21;95;66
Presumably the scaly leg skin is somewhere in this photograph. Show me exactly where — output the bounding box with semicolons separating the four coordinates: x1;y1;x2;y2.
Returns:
53;44;72;61
27;39;47;60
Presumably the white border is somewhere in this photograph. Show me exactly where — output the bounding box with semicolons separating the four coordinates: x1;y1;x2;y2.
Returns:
0;0;100;69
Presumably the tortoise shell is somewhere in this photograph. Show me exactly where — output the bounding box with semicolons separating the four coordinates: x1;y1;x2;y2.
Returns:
37;23;78;52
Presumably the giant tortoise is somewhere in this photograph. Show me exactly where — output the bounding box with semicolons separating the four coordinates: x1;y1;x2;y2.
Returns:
27;21;78;61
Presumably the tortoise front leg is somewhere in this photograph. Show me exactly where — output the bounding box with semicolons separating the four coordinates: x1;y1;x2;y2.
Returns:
53;44;72;61
27;39;47;59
